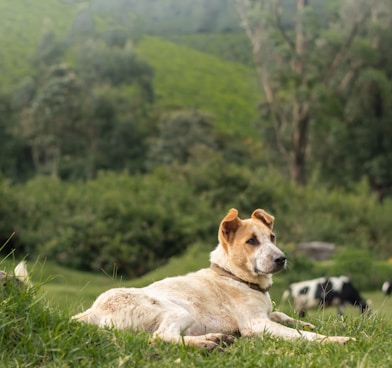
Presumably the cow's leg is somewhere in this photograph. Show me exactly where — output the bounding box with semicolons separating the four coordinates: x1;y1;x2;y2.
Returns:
337;304;344;316
293;298;307;318
270;311;315;330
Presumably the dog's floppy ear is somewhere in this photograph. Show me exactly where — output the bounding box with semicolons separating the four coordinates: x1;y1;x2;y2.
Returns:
219;208;241;250
252;209;275;230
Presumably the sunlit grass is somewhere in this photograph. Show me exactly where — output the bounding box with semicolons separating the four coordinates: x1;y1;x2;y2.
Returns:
1;249;392;367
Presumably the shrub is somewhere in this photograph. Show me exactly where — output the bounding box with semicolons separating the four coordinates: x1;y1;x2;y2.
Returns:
14;171;213;278
0;176;18;253
330;248;389;291
9;162;392;279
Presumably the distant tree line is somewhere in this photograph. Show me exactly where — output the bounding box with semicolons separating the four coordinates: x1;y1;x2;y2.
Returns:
1;0;392;200
1;166;392;278
0;0;246;182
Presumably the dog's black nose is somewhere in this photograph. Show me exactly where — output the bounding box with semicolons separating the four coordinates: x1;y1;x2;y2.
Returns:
274;255;286;266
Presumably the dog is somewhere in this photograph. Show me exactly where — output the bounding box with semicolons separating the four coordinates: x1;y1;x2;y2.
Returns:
72;208;353;350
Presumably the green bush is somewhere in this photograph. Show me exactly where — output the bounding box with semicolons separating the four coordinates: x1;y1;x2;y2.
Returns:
8;162;392;279
14;171;213;278
281;250;318;284
0;176;18;252
331;248;392;291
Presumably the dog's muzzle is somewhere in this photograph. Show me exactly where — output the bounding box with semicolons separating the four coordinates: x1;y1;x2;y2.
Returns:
273;254;287;272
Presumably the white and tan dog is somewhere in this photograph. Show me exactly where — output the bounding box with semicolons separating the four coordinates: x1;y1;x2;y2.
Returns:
72;208;353;350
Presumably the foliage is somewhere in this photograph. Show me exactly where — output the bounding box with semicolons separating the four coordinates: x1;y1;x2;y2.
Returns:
281;251;318;285
0;2;262;182
236;0;392;189
2;0;392;202
6;164;392;278
147;110;217;167
0;177;18;253
0;93;34;181
331;248;384;290
315;66;392;201
13;30;155;180
13;171;213;277
18;63;83;176
182;160;392;257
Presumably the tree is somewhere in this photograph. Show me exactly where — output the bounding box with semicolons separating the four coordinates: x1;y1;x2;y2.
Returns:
235;0;380;185
0;93;34;181
14;18;155;180
147;110;217;168
307;1;392;201
19;63;83;177
72;38;154;178
317;68;392;202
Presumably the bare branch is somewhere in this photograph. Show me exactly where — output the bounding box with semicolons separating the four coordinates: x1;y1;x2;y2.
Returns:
337;60;364;92
234;0;255;43
323;7;372;86
235;0;275;105
273;0;295;52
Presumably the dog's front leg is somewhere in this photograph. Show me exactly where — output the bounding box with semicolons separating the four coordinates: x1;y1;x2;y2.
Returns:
152;331;235;352
270;311;315;330
240;319;353;344
151;310;235;351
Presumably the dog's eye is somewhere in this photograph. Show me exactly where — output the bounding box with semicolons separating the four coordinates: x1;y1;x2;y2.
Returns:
270;234;276;242
246;237;259;246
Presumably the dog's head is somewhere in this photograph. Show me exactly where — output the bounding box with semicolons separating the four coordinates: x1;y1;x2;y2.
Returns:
217;208;286;281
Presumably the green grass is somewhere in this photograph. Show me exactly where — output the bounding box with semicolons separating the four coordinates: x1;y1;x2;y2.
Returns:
137;36;261;136
0;0;77;90
2;250;392;367
167;32;254;66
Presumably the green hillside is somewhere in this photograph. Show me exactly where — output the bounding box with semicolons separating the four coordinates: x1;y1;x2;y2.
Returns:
138;36;260;136
0;0;77;90
0;1;260;137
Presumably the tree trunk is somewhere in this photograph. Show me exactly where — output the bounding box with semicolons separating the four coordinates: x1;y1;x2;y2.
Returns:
289;0;308;185
290;103;309;185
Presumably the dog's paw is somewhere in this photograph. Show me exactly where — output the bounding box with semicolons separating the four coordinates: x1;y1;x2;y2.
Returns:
192;333;236;352
300;321;316;330
322;336;356;344
205;333;236;346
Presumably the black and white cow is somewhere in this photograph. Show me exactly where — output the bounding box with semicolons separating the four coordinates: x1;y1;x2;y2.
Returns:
282;276;369;317
382;281;392;296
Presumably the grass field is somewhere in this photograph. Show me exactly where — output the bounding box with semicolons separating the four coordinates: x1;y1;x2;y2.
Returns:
1;249;392;367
